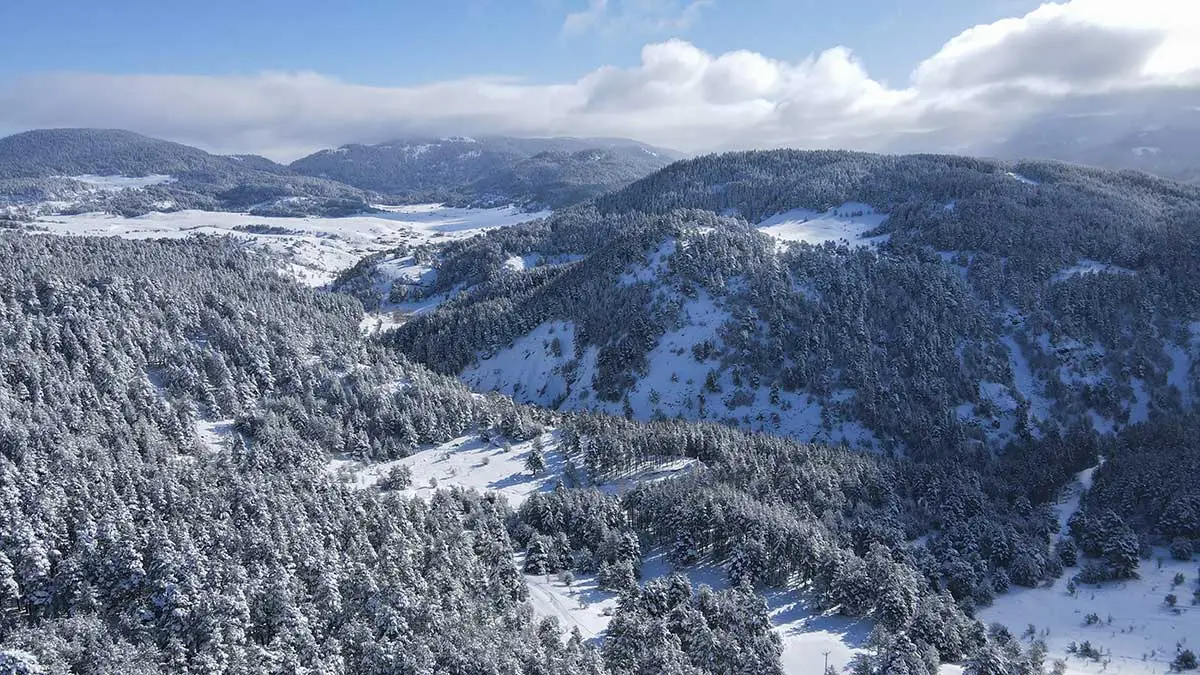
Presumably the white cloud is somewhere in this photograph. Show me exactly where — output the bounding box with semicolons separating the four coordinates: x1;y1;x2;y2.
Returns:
1;0;1196;160
562;0;712;37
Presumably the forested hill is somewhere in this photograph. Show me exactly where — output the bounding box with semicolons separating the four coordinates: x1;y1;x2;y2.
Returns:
289;135;680;208
0;231;1088;674
353;150;1200;457
0;128;372;217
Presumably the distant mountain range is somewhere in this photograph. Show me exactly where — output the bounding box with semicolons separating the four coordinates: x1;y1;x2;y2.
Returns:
0;128;371;216
0;129;681;217
287;136;681;207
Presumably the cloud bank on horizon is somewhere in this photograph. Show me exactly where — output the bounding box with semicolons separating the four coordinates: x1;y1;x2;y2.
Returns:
0;0;1196;161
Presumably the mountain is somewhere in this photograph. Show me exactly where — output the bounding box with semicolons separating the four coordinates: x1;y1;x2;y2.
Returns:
289;135;680;208
990;91;1200;184
347;149;1200;459
4;150;1198;674
0;128;372;216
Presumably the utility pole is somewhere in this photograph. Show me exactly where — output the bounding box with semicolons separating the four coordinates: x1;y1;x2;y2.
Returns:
823;651;831;674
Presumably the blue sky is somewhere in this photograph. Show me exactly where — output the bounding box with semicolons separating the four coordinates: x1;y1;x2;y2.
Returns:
3;0;1042;87
0;0;1193;158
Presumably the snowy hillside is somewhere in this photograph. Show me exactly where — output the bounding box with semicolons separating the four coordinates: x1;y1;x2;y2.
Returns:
523;551;872;675
28;203;546;286
328;426;871;675
975;462;1200;674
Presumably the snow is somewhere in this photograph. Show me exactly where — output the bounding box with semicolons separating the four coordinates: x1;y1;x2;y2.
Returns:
523;550;871;674
1128;378;1149;425
31;204;546;287
1165;342;1193;406
1131;146;1162;157
461;295;880;451
1007;171;1041;185
1003;336;1052;426
326;432;565;506
67;174;176;190
194;418;235;452
757;203;888;247
501;252;585;272
979;552;1198;674
979;460;1200;674
1053;260;1136;282
618;238;676;285
463;321;578;406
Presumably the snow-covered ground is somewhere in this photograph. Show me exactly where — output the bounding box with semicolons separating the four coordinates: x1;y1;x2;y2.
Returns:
524;550;871;674
757;202;888;248
1007;171;1041;185
1052;259;1137;282
326;432;565;506
30;204;546;287
980;555;1197;674
462;296;880;451
194;418;235;452
978;461;1200;674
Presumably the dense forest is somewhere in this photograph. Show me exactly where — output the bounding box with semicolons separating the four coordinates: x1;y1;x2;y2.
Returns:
289;136;679;208
3;145;1199;674
0;231;1121;674
348;151;1200;457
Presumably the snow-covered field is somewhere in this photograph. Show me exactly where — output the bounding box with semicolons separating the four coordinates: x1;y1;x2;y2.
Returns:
29;204;546;287
757;202;889;248
976;463;1199;674
326;432;565;505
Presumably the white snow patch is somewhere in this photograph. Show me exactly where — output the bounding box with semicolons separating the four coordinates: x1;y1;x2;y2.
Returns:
463;321;578;407
618;238;676;285
978;551;1198;675
1007;171;1040;185
523;551;870;674
1128;378;1149;425
757;202;888;247
194;419;235;452
326;431;564;507
1003;336;1052;425
1165;342;1193;406
460;293;879;451
1053;260;1136;283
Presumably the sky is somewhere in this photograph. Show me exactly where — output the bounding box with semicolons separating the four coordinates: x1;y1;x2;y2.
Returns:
1;0;1197;160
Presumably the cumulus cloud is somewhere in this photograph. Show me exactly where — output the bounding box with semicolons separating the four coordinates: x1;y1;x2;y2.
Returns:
1;0;1196;159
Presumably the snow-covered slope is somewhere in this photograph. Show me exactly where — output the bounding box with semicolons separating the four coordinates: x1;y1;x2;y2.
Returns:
978;462;1199;674
757;202;889;248
326;432;565;506
29;204;545;286
523;550;871;674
